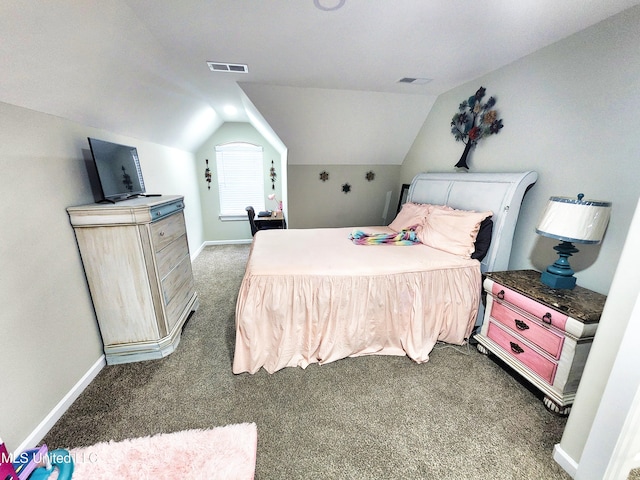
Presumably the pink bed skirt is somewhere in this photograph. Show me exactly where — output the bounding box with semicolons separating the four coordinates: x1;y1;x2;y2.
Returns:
233;227;481;374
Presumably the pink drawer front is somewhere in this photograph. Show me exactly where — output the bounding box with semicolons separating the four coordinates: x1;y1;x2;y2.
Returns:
492;283;568;331
490;301;564;359
487;322;557;385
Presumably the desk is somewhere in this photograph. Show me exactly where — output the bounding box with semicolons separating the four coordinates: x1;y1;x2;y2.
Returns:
254;211;287;230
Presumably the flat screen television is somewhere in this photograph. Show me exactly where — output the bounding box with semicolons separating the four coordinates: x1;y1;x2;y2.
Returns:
88;137;146;202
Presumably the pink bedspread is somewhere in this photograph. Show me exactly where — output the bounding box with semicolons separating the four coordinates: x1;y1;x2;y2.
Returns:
233;227;481;374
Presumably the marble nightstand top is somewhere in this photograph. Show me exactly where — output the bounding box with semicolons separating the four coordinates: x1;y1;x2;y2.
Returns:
485;270;607;324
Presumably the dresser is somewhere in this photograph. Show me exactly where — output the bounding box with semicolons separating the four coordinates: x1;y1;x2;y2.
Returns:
67;195;198;365
475;270;606;415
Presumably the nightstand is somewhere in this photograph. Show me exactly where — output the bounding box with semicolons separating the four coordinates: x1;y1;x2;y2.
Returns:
475;270;606;415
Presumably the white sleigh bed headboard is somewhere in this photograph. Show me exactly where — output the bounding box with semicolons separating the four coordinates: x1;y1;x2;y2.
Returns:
407;171;538;274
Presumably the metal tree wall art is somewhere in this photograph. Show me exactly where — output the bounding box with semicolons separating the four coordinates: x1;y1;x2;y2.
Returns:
451;86;503;169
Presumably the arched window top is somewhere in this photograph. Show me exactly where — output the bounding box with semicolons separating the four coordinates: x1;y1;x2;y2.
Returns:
215;142;263;152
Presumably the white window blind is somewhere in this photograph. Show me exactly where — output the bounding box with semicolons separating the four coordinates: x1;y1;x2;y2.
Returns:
215;143;265;217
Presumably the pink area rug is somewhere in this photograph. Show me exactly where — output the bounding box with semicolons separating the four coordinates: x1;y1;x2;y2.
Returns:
57;423;257;479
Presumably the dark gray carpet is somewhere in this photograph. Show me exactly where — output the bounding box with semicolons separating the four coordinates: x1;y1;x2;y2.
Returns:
44;244;573;479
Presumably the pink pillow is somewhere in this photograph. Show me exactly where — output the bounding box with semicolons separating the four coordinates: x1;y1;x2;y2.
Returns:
388;202;431;232
430;204;454;213
418;208;493;258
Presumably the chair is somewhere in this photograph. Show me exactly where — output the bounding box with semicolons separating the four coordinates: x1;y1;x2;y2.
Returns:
245;206;258;236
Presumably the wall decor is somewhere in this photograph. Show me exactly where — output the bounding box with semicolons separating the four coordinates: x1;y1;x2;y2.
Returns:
270;160;277;190
319;170;329;182
450;86;504;170
365;171;375;182
342;183;351;193
204;159;211;190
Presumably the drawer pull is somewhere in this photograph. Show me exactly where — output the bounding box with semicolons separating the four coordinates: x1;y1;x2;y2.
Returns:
514;319;529;331
497;289;505;300
542;312;552;325
159;231;165;236
510;342;524;354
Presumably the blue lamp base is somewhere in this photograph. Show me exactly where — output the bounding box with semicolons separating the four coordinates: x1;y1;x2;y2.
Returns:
541;241;579;290
541;270;577;289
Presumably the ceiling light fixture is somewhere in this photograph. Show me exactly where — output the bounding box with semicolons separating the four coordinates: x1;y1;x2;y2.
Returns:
207;61;248;73
313;0;345;11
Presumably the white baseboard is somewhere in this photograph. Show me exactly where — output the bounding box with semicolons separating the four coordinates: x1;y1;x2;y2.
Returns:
554;443;578;478
13;355;106;455
203;239;252;246
191;242;205;260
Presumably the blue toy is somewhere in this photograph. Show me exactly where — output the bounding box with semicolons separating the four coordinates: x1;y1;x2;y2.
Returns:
11;444;47;480
29;450;73;480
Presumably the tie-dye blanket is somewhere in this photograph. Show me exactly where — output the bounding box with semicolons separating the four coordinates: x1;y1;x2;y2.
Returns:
348;227;420;245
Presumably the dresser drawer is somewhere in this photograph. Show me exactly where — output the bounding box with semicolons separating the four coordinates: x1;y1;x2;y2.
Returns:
491;283;568;331
150;198;184;221
163;255;195;332
489;300;564;359
162;254;194;306
487;322;557;384
150;212;186;252
165;275;195;332
156;234;189;280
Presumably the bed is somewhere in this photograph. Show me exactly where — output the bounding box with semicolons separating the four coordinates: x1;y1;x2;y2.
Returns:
233;171;537;374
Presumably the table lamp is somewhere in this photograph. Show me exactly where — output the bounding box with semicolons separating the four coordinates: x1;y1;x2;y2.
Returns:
535;194;611;289
268;194;282;213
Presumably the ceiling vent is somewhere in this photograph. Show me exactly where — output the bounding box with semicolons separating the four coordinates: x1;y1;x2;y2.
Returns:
207;62;249;73
398;77;432;85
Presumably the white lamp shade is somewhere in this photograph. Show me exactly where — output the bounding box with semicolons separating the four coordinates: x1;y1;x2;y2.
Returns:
536;196;611;244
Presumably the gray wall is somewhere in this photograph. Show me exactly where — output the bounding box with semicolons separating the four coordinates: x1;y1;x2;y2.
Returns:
287;165;401;228
401;6;640;297
0;101;202;452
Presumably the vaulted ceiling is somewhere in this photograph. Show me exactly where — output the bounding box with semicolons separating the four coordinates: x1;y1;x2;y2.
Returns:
1;1;638;164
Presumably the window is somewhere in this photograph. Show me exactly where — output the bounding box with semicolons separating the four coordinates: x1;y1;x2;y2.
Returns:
215;142;265;218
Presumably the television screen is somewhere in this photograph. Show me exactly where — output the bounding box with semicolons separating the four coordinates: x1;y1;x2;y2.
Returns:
88;137;146;202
